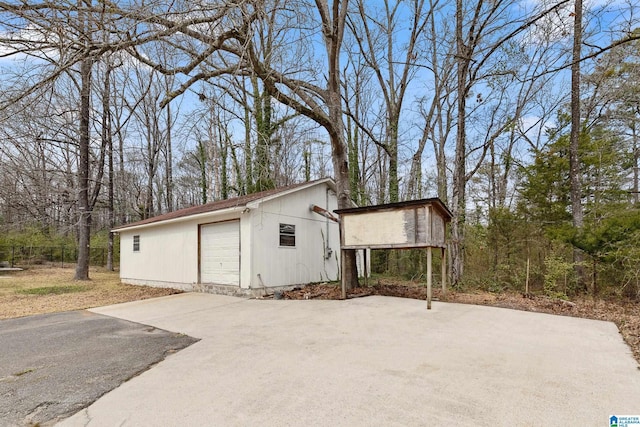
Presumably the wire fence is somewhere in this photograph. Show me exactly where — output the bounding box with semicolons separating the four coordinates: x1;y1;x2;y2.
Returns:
0;246;116;268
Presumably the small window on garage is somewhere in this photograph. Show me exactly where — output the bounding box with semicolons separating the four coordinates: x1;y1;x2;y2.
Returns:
133;235;140;252
279;224;295;247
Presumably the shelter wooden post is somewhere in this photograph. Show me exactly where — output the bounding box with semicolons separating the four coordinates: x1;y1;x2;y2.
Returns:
363;249;369;287
340;249;347;299
441;247;447;295
427;247;432;309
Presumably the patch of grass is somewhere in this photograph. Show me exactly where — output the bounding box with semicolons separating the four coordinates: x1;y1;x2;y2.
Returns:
0;267;110;297
16;285;89;295
1;266;182;320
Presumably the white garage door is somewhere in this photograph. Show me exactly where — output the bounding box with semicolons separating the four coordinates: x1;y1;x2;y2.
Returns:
200;221;240;286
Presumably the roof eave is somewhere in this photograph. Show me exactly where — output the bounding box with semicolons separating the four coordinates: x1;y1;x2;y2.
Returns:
334;197;452;220
111;205;247;233
245;178;336;209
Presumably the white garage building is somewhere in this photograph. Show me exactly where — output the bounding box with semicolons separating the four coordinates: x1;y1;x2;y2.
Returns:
114;178;342;296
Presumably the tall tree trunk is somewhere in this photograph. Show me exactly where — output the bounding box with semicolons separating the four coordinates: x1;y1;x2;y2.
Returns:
349;0;426;203
117;112;126;224
197;139;208;204
220;123;229;200
325;0;358;289
344;73;362;205
145;148;155;219
632;122;638;204
242;78;253;195
75;39;92;280
451;0;468;287
206;125;215;203
570;0;586;289
103;63;115;271
409;0;449;202
388;117;399;202
246;0;358;288
253;76;274;191
165;101;174;212
304;141;311;182
436;142;448;200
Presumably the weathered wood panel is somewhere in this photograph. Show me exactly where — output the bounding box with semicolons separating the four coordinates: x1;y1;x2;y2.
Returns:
343;210;408;247
432;213;445;246
342;204;447;249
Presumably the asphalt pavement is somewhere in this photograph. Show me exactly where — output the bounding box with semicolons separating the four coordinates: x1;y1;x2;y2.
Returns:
0;310;197;426
55;293;640;427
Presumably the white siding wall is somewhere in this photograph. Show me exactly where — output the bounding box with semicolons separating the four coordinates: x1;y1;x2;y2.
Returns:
119;211;244;290
240;217;252;289
120;220;198;290
249;184;340;288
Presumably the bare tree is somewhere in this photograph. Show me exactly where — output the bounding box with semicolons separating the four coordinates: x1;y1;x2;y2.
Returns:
346;0;432;202
97;55;121;271
0;0;131;278
569;0;587;287
6;0;629;289
0;90;78;232
409;0;456;201
342;53;377;205
237;0;359;288
449;0;571;285
74;0;94;280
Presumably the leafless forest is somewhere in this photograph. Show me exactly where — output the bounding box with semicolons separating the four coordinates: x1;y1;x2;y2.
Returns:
0;0;639;296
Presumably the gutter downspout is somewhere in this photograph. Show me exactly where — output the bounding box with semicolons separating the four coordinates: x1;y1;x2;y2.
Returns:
326;188;330;260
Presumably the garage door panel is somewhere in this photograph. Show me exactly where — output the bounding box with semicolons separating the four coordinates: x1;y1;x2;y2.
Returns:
200;221;240;286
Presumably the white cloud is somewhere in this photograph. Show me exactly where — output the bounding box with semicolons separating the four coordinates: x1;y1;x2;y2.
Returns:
0;25;62;62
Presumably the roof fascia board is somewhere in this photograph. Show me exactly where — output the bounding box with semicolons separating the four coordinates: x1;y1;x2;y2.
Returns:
111;206;246;233
245;178;336;209
335;197;451;219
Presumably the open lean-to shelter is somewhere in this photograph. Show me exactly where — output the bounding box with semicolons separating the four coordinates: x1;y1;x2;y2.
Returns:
335;198;452;308
113;178;343;296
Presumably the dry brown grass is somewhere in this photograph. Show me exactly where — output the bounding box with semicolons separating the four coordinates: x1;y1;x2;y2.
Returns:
0;266;181;319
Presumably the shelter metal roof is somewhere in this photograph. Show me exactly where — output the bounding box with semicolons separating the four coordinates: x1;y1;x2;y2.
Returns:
334;197;452;220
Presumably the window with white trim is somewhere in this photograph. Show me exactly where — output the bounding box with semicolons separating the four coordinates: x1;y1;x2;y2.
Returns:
279;224;296;247
133;235;140;252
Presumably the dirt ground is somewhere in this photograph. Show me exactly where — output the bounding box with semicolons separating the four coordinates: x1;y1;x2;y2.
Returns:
282;279;640;366
0;267;181;320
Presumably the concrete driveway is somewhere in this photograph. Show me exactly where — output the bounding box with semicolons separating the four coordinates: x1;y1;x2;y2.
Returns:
58;293;639;426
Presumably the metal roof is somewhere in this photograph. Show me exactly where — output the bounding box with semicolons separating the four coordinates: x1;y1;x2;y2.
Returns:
334;197;452;220
113;178;336;232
